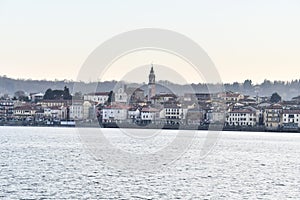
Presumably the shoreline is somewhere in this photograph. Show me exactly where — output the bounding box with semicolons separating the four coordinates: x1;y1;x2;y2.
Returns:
1;122;299;133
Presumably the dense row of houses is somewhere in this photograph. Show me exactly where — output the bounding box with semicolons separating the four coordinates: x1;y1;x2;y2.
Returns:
1;89;300;130
1;67;300;130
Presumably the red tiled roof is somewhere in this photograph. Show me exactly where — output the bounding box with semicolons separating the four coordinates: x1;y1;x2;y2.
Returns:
283;109;300;114
229;109;255;114
141;107;159;112
86;92;110;96
151;93;177;99
103;104;129;110
266;104;283;109
14;106;37;111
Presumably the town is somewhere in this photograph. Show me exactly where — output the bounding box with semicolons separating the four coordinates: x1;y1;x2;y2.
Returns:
1;67;300;132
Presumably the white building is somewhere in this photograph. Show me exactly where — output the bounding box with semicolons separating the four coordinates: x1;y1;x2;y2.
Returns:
13;105;36;118
82;101;93;120
43;106;63;119
101;105;128;123
128;107;140;121
226;108;257;126
70;101;84;120
115;87;128;103
282;109;300;128
0;100;14;118
160;104;185;124
30;93;44;102
140;107;159;122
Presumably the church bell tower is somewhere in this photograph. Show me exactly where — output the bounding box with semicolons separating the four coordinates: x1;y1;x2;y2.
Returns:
148;65;156;101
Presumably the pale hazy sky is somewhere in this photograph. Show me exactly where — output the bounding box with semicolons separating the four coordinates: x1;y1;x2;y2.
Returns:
0;0;299;84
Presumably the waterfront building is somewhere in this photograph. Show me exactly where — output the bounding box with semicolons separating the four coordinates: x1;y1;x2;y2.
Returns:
128;107;140;122
82;101;93;120
264;104;283;130
101;104;128;123
0;100;14;119
140;107;160;124
69;100;84;120
162;104;184;125
13;105;37;119
226;108;257;127
206;110;226;124
282;109;300;129
186;108;204;125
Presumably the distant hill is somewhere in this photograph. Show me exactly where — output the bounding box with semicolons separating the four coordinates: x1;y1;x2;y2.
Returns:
0;76;299;100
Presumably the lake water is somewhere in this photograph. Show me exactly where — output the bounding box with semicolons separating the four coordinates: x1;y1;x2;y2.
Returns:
0;127;299;199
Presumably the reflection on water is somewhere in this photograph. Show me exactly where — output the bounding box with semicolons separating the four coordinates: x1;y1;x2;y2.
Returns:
0;127;299;199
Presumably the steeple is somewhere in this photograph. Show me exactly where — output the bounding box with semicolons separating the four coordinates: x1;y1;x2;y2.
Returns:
150;65;154;73
148;64;156;100
148;64;155;85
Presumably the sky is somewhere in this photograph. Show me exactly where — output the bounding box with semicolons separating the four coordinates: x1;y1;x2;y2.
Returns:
0;0;299;84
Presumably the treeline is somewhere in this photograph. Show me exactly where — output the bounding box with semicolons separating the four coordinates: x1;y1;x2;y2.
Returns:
0;75;300;100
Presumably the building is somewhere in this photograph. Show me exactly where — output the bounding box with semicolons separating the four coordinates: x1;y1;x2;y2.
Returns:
206;110;226;124
30;93;44;102
101;104;128;123
115;86;128;103
148;65;156;101
291;95;300;103
83;92;109;104
151;93;177;105
128;107;140;122
126;87;145;104
184;93;211;102
162;104;184;125
0;100;14;119
186;108;204;125
13;105;37;119
82;101;93;120
226;108;257;127
69;100;84;120
264;104;283;130
39;100;70;108
140;107;160;124
282;109;300;129
43;106;63;119
218;91;244;102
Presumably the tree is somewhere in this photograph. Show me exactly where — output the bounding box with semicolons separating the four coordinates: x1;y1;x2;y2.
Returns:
44;89;54;100
14;90;26;98
19;96;30;102
43;86;72;100
243;79;253;91
63;86;72;100
270;92;281;103
232;82;240;90
106;91;114;105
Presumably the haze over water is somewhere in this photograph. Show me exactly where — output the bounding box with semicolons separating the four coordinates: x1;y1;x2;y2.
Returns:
0;127;299;199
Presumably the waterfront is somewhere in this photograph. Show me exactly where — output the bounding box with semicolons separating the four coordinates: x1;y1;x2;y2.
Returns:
0;127;300;199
